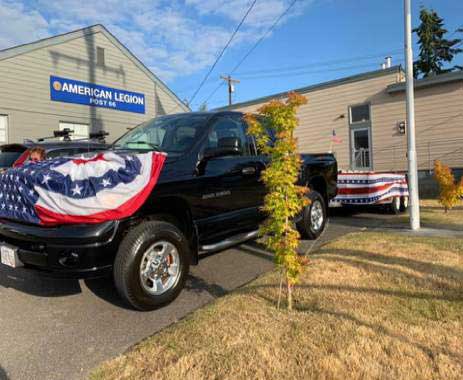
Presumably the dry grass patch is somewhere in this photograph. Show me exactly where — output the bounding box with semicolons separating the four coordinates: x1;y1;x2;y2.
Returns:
92;232;463;380
402;199;463;231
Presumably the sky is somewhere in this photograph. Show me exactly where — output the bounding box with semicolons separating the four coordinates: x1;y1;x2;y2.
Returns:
0;0;462;110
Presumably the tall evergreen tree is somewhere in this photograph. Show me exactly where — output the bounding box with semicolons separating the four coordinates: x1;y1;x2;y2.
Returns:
413;8;462;78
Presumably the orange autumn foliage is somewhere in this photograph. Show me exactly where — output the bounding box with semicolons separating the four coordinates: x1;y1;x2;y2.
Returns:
434;160;463;212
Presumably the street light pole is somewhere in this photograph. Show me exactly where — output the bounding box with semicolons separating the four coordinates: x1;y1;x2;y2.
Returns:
404;0;420;230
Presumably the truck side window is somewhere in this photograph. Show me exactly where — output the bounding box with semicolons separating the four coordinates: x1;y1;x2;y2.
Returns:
250;115;275;155
207;116;250;156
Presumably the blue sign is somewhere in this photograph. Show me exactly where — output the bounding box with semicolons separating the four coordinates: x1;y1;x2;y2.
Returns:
50;76;145;114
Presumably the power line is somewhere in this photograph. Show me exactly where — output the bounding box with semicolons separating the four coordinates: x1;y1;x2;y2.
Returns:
187;0;257;106
199;55;406;107
229;0;299;74
235;50;403;76
200;0;299;106
236;61;405;80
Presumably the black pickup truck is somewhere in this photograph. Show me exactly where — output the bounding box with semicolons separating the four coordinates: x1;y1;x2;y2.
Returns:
0;111;337;310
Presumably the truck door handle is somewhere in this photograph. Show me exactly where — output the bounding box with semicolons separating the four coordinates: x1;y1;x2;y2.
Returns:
241;166;256;175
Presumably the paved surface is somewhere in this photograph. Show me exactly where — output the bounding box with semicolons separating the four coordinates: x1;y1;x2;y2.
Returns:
0;210;417;380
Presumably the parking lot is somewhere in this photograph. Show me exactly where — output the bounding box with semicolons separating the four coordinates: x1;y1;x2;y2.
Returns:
0;210;396;380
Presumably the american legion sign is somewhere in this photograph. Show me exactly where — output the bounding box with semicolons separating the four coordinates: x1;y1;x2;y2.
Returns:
50;76;146;114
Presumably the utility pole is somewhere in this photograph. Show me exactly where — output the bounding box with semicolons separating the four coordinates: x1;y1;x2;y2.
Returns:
404;0;420;230
221;75;240;106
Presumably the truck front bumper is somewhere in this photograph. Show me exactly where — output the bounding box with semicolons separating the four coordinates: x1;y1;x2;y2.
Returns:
0;219;124;277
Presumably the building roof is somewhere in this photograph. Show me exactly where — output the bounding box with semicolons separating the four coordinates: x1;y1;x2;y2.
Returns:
215;65;403;111
0;24;190;113
386;70;463;93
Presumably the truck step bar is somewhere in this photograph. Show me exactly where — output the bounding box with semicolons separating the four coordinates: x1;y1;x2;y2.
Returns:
199;230;259;254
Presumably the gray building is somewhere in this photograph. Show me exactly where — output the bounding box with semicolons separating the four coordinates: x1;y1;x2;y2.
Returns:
0;24;189;144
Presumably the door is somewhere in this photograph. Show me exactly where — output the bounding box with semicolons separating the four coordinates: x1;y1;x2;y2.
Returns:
0;115;8;144
195;115;264;242
351;127;371;170
349;103;372;170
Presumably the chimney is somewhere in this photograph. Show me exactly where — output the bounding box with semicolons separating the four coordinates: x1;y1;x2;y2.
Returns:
384;56;392;68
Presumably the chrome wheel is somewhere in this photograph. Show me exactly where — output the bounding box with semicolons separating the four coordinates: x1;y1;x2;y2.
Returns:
310;200;324;231
139;241;180;296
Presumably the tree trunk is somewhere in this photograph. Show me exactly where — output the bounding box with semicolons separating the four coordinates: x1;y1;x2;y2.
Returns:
287;277;293;311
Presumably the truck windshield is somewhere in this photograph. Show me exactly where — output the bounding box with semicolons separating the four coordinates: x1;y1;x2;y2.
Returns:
114;114;209;155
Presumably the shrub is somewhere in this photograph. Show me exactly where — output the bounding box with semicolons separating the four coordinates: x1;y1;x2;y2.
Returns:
434;160;463;212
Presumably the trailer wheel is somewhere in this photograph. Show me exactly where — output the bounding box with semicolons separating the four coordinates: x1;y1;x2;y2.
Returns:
400;196;409;212
389;196;401;215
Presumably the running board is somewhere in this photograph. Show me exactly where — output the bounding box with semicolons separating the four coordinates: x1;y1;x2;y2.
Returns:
199;230;259;254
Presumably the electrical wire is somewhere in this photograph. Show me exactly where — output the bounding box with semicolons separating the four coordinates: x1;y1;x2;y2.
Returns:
186;0;258;106
236;61;404;80
200;0;299;106
235;50;403;76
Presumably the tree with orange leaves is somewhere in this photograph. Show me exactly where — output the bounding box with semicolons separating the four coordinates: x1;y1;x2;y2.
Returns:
245;92;309;311
434;160;463;212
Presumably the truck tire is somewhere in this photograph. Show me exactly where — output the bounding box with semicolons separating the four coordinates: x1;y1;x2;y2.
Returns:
296;190;327;240
113;220;190;311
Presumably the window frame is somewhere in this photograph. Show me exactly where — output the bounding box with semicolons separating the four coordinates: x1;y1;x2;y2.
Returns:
206;115;252;157
0;114;9;144
348;103;373;170
96;46;105;66
348;103;371;125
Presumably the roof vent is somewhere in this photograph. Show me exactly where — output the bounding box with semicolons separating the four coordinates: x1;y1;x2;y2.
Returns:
383;56;392;69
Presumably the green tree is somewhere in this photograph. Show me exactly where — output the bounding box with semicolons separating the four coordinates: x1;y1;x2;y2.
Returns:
413;8;462;78
245;92;309;311
455;27;463;71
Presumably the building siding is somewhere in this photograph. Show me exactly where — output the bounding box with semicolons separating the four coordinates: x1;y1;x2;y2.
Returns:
229;69;463;173
0;30;183;143
230;70;401;170
373;81;463;171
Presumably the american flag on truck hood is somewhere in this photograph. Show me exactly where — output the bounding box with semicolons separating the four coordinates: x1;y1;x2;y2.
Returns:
0;151;166;225
334;172;409;204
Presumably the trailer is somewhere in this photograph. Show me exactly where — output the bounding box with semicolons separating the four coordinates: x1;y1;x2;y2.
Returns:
331;172;409;214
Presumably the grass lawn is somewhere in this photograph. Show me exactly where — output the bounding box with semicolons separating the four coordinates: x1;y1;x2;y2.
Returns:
92;232;463;380
400;199;463;231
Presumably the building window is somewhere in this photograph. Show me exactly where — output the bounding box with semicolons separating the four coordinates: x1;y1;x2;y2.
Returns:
0;115;8;144
349;104;370;124
59;122;89;140
96;47;105;66
348;103;372;170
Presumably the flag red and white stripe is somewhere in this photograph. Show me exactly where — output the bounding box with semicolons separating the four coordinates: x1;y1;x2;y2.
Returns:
0;151;166;225
334;172;409;205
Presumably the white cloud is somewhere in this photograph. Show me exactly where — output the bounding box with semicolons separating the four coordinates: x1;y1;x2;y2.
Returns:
0;0;49;48
0;0;309;82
